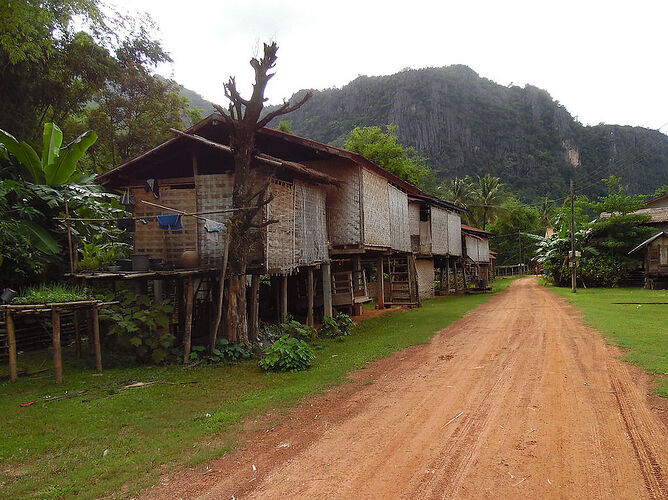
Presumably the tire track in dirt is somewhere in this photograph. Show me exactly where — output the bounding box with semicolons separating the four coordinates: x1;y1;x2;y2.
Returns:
142;278;668;500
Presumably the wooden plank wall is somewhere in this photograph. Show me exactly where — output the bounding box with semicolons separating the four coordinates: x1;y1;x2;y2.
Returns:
362;167;391;248
132;178;197;266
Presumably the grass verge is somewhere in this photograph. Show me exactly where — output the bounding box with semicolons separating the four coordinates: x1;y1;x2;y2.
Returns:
548;284;668;397
0;278;516;499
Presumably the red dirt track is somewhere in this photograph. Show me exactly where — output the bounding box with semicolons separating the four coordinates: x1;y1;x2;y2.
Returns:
145;278;668;499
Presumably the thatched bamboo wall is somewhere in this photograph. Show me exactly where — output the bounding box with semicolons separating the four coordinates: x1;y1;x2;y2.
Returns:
415;258;435;299
430;206;449;256
294;180;328;266
132;178;197;266
195;173;233;267
266;179;296;273
388;184;411;252
408;201;420;236
362;168;391;247
304;159;361;247
447;212;463;256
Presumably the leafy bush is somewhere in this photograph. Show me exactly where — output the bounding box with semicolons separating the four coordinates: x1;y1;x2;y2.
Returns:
189;339;253;364
281;318;317;342
14;283;93;304
258;334;315;372
100;291;174;364
318;312;355;339
579;255;630;287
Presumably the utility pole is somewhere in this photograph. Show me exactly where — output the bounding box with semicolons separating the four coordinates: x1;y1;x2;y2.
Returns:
570;177;577;293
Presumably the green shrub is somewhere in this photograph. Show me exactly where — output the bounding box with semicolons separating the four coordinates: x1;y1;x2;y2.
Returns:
190;339;253;364
579;255;630;287
258;334;315;372
100;291;174;364
281;318;317;342
318;312;355;339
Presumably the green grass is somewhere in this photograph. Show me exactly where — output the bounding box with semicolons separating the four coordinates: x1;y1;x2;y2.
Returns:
0;278;516;499
548;285;668;397
13;283;93;304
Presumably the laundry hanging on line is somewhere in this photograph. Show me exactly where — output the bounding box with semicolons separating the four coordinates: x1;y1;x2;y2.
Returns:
157;214;182;230
120;188;135;206
203;219;225;243
144;178;159;199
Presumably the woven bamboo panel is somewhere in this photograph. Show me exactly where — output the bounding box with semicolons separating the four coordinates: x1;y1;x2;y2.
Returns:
267;179;295;272
419;220;432;254
195;174;233;267
447;212;463;256
303;159;362;246
408;201;420;236
478;238;490;263
363;168;391;247
132;181;197;266
388;184;411;252
430;206;449;256
415;258;435;299
465;235;480;261
294;180;328;266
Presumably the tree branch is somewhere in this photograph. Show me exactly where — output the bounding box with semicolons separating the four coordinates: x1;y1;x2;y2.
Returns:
256;91;312;129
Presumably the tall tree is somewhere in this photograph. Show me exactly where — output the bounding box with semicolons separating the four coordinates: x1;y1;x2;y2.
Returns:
344;125;434;191
469;174;507;230
212;42;310;343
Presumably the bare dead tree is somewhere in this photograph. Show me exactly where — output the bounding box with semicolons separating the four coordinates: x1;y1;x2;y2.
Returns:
212;42;311;344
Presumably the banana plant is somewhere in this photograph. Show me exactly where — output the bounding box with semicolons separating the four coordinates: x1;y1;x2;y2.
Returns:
0;123;97;185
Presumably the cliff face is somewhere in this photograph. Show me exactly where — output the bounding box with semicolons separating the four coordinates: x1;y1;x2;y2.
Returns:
266;66;668;200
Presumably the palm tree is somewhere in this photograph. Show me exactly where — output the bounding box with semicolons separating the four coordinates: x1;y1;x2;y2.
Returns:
470;174;506;230
438;176;473;211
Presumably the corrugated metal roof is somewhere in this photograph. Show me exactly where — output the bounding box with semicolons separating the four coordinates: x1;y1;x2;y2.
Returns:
628;231;668;255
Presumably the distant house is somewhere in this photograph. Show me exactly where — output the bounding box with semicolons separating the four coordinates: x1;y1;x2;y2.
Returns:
636;192;668;232
629;231;668;289
461;224;493;288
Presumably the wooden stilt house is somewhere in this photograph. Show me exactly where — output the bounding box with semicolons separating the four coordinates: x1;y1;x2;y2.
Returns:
629;231;668;289
461;225;493;289
407;195;465;298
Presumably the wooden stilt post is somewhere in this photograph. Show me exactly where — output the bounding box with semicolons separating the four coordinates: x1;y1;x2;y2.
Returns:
453;260;461;294
73;310;81;358
249;274;260;342
6;309;17;383
92;304;102;373
183;277;194;364
88;308;95;355
463;264;469;289
439;264;445;292
306;268;314;328
52;309;63;384
445;259;451;295
281;275;288;322
322;262;333;318
376;257;385;309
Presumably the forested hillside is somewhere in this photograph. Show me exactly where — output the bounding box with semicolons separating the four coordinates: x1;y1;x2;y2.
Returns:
259;66;667;200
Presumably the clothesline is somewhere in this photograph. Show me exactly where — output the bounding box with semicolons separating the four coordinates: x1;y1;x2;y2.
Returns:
55;204;255;223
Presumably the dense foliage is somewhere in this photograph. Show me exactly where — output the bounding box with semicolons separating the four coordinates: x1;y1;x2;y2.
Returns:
318;313;355;339
100;290;174;364
534;176;653;287
13;283;93;304
0;0;200;172
258;334;315;372
344;125;435;191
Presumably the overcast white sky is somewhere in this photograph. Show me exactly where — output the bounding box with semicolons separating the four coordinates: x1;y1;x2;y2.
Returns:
113;0;667;132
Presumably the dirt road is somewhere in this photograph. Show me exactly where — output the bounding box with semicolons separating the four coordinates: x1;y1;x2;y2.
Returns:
147;278;668;499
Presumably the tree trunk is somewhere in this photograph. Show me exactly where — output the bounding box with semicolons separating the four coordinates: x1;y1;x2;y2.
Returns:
225;274;248;343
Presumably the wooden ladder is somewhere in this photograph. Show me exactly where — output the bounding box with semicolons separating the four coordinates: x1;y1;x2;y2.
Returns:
387;255;419;306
